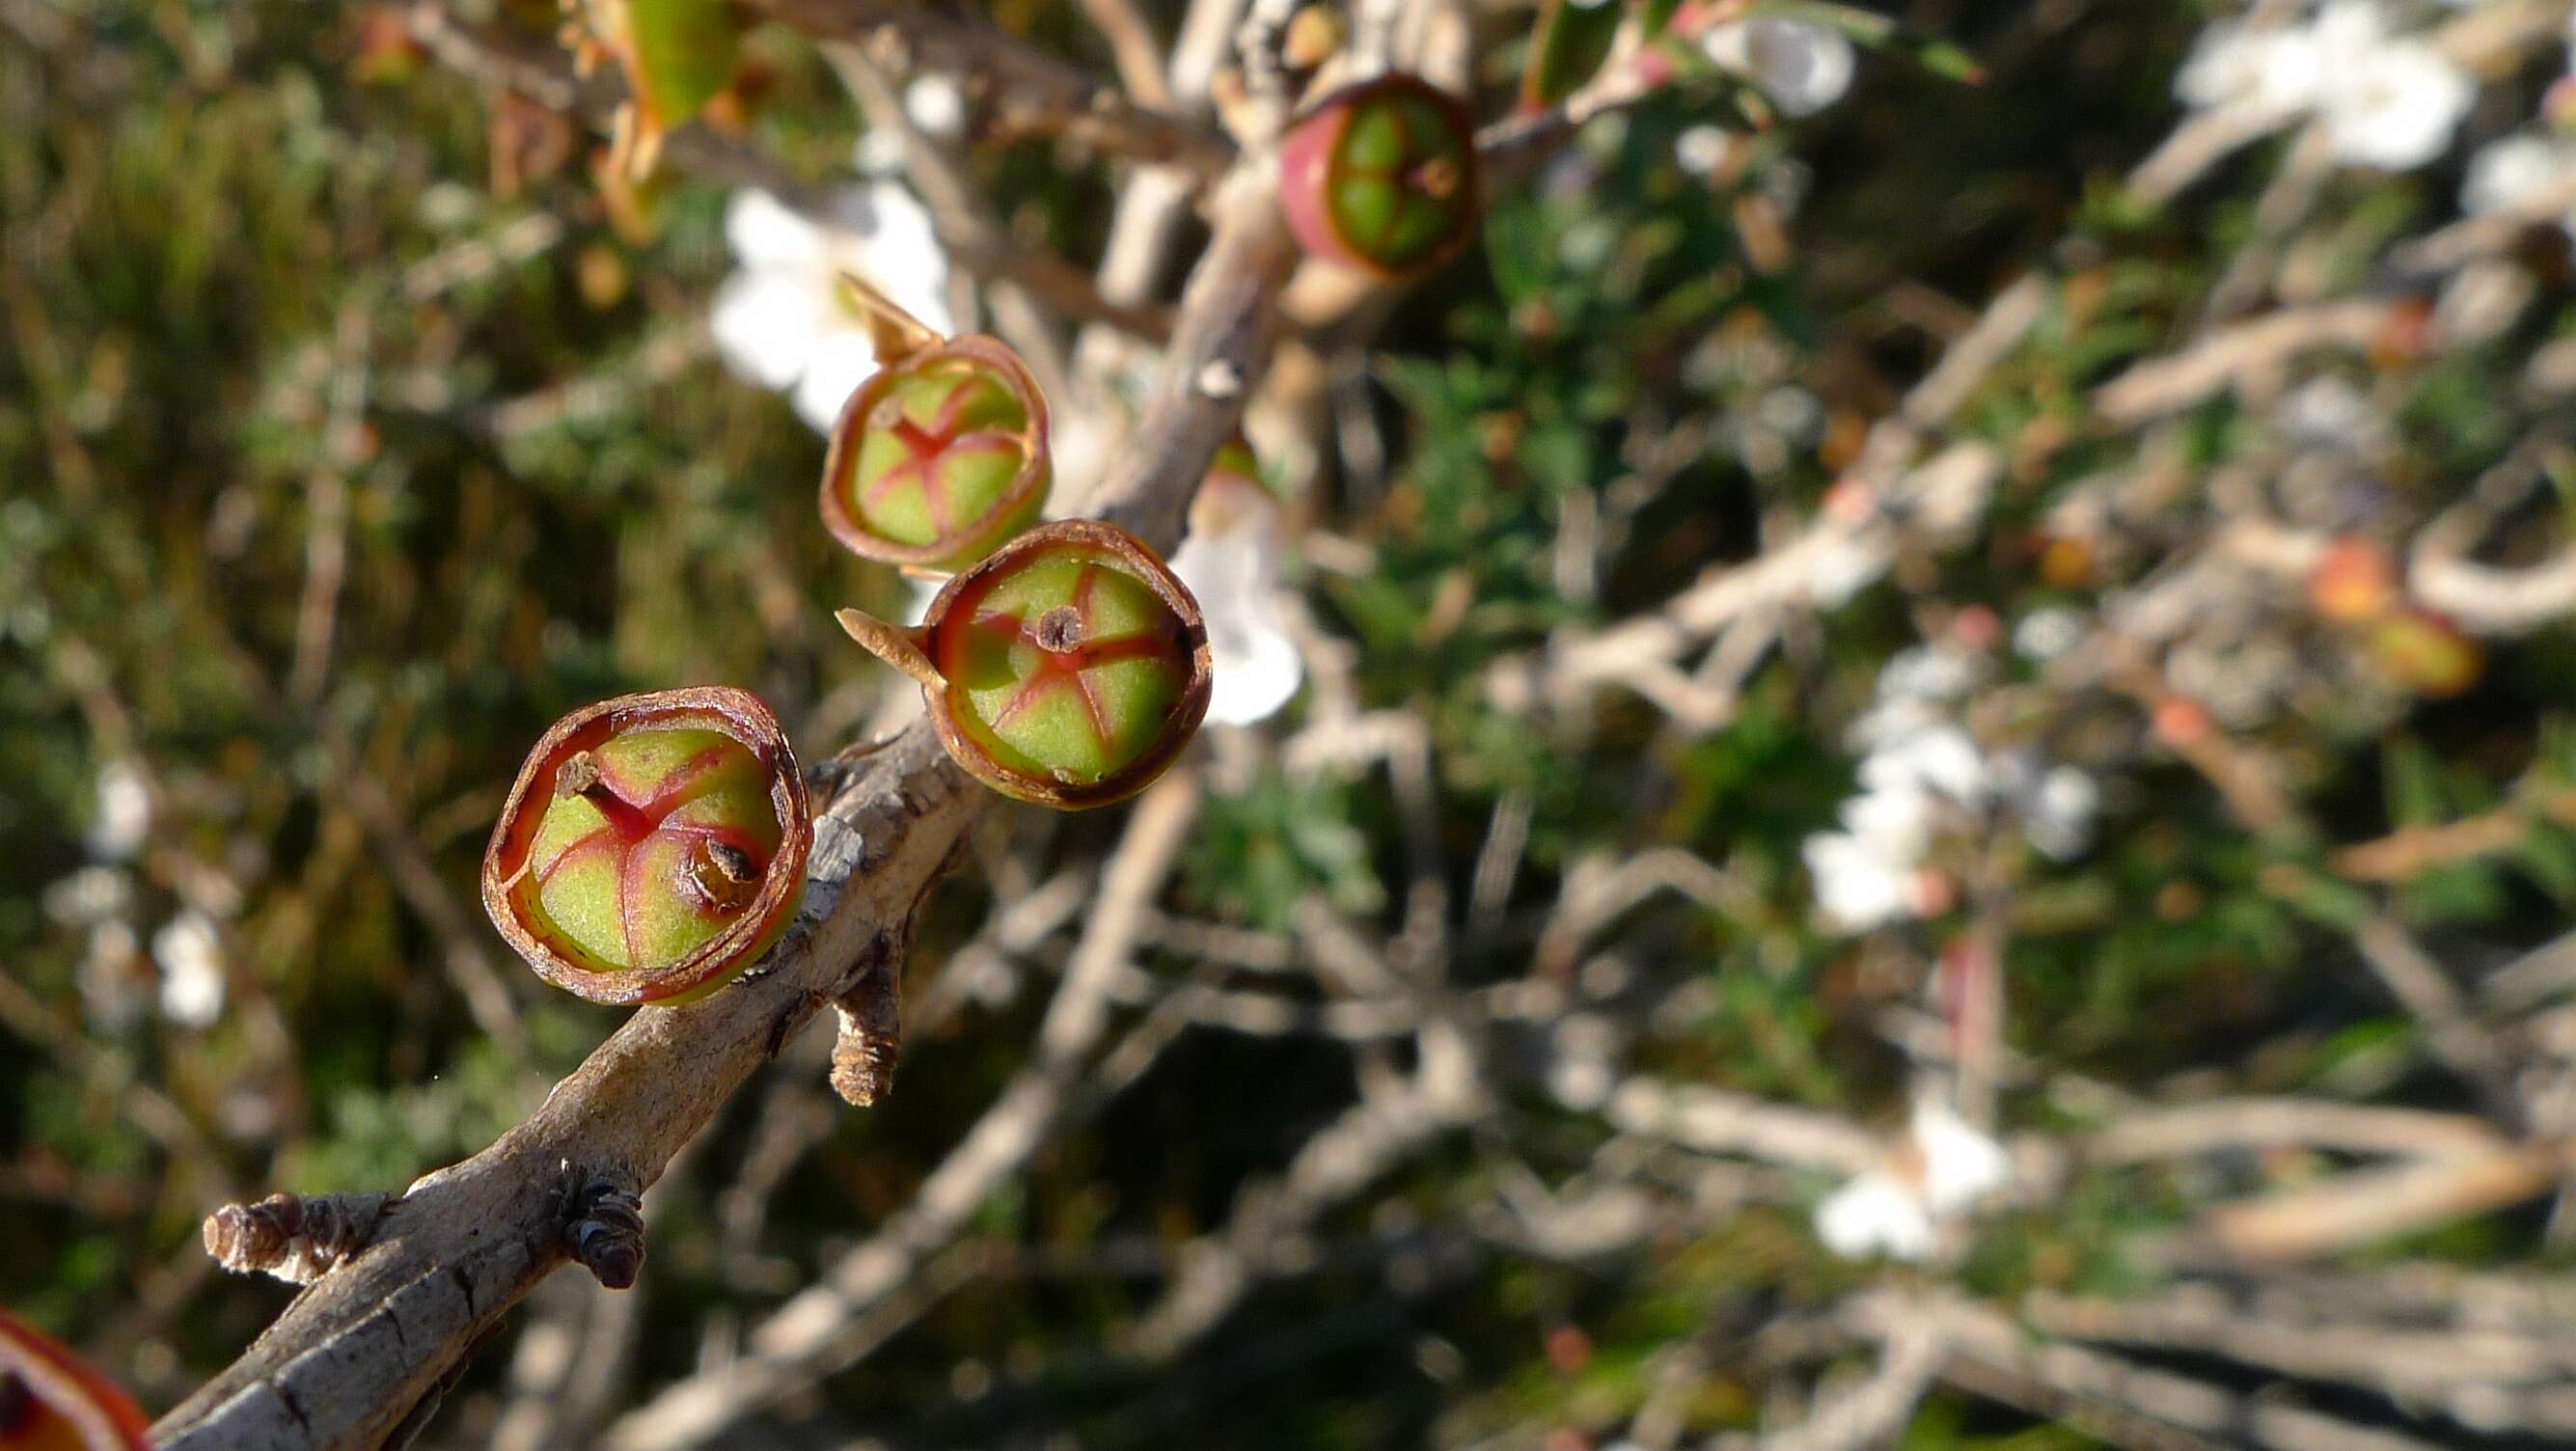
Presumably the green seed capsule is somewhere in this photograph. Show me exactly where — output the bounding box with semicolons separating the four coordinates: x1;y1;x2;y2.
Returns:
836;520;1212;809
818;272;1054;573
1278;73;1481;279
480;687;812;1005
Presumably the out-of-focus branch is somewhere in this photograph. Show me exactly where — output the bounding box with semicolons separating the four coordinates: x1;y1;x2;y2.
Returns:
404;2;1174;341
599;773;1201;1450
744;0;1235;174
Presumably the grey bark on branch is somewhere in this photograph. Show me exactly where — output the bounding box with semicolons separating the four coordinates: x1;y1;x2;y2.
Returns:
148;170;1295;1451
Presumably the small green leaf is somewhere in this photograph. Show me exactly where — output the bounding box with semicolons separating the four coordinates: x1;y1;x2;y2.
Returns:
624;0;741;129
1521;0;1625;111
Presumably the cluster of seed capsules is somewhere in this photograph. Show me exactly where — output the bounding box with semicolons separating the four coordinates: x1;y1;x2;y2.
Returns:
0;74;1487;1451
473;72;1485;1011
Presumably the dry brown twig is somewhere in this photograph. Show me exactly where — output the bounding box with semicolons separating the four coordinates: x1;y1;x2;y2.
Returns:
745;0;1235;174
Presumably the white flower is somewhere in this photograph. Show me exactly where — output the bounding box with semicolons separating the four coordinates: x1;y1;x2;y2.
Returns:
2464;132;2576;236
2319;43;2473;169
1703;17;1855;118
2024;765;2100;862
1911;1097;2010;1214
1876;643;1977;705
1674;123;1735;174
152;910;226;1028
87;759;150;861
1814;1096;2009;1262
1839;781;1932;862
710;183;953;432
1816;1169;1935;1261
1169;472;1303;726
2179;3;2470;172
1860;723;1988;808
2176;18;2322;115
2466;133;2562;213
904;74;967;138
900;572;945;627
2013;606;2085;662
1803;828;1918;932
2276;374;2381;452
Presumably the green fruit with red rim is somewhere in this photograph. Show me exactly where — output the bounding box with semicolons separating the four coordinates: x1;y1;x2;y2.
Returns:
1279;73;1481;279
480;687;812;1005
836;520;1212;809
820;336;1053;571
0;1311;149;1451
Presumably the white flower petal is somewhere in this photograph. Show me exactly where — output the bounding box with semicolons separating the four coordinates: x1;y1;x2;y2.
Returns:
710;267;831;392
905;74;967;138
726;187;829;271
2318;39;2471;171
1173;511;1303;726
1839;784;1932;862
1912;1098;2011;1215
829;180;953;321
1816;1171;1935;1261
88;759;151;861
1804;831;1916;931
1708;18;1854;118
2026;766;2099;862
1860;724;1988;808
790;327;884;433
1206;618;1303;726
2013;606;2085;662
2464;134;2564;216
152;911;226;1028
1877;643;1975;704
901;573;945;627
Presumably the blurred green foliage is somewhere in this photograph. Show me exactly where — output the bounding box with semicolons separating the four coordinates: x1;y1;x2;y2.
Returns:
8;1;2576;1447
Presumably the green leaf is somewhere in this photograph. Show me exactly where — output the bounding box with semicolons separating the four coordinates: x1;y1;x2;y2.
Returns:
624;0;742;129
2270;863;2372;931
1521;0;1626;111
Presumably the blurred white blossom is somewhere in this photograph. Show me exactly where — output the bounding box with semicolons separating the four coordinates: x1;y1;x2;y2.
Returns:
1806;631;2105;930
1815;1097;2008;1262
2276;373;2382;452
904;74;966;138
152;910;226;1028
711;183;952;433
87;758;150;861
44;863;133;925
1170;474;1303;726
1674;123;1735;175
2464;132;2576;234
2176;2;2471;171
2013;606;2085;661
1703;17;1854;118
1803;826;1923;932
1876;643;1977;707
1861;724;1989;808
2023;765;2100;862
1815;1166;1935;1260
2317;25;2472;169
2176;16;2322;115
